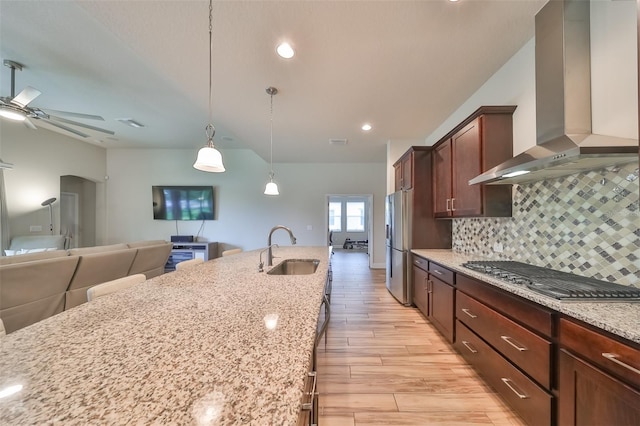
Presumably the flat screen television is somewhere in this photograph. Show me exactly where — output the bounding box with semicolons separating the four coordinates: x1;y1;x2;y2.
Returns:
152;186;215;220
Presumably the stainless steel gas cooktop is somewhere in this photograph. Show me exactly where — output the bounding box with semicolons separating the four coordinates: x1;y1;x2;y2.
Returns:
462;261;640;302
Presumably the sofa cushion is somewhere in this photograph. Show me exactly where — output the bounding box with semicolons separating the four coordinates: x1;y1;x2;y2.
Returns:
127;240;168;248
0;249;69;266
69;243;128;256
0;256;80;333
128;242;172;279
65;248;137;309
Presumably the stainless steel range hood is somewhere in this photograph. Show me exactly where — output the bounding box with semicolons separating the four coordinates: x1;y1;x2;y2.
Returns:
470;0;638;186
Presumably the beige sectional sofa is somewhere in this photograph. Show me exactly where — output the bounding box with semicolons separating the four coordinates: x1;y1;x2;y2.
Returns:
0;238;172;334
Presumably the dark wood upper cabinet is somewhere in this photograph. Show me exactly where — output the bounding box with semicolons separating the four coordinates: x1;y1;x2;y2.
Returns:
393;146;452;249
432;106;516;218
393;149;415;191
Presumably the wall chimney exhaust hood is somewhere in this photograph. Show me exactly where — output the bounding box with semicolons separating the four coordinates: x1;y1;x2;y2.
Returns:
470;0;638;186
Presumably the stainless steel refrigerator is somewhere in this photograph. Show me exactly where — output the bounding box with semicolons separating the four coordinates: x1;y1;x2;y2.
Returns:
385;191;412;306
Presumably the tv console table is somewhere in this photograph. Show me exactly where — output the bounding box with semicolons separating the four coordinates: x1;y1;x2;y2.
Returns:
165;242;218;272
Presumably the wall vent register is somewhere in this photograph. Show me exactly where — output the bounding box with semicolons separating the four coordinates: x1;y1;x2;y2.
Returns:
462;261;640;301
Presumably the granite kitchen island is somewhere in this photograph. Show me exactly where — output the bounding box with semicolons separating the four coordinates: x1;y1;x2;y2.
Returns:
0;246;330;425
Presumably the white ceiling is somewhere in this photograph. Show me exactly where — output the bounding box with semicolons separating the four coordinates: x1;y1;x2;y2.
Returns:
0;0;547;163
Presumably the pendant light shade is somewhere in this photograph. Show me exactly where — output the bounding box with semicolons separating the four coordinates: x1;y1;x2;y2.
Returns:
264;86;279;195
264;171;279;195
194;147;225;172
193;0;225;173
264;180;279;195
194;124;225;172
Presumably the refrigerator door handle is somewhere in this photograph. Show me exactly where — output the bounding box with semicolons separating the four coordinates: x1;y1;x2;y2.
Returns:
386;224;390;240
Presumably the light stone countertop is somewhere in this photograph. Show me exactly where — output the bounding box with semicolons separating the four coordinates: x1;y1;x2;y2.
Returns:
0;246;330;425
412;249;640;344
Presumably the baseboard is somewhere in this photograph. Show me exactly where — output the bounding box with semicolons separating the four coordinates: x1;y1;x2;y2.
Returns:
371;262;385;269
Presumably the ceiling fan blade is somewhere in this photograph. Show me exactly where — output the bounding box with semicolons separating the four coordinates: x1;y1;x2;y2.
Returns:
43;109;104;121
48;115;115;135
43;119;91;138
10;86;41;108
23;117;37;130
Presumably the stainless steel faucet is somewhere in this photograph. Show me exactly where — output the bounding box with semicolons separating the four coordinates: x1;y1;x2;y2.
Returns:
258;244;278;272
266;225;297;266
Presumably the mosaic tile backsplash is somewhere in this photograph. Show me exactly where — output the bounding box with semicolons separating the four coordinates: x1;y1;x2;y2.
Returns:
452;162;640;287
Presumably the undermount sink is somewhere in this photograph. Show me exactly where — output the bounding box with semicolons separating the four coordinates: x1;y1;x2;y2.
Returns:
267;259;320;275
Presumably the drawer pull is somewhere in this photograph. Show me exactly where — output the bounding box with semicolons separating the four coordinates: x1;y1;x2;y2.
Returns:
461;308;477;319
301;371;318;411
500;335;527;352
432;269;444;276
501;378;528;399
602;353;640;375
462;340;478;354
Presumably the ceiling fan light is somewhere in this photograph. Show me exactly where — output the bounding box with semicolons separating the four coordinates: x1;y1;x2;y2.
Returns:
264;180;279;196
193;146;225;172
0;106;26;121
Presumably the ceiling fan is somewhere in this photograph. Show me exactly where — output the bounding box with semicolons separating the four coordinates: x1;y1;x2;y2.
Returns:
0;59;115;138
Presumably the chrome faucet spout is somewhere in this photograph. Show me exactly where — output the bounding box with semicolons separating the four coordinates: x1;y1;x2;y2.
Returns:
267;225;297;266
259;244;279;272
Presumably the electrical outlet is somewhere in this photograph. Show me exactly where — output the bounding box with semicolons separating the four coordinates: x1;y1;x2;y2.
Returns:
30;225;42;232
493;242;504;253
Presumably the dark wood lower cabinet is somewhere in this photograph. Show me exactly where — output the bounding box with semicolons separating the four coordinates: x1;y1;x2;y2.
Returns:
412;264;428;317
455;321;552;426
558;349;640;426
428;276;454;343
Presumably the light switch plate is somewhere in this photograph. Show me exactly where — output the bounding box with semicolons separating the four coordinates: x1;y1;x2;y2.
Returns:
30;225;42;232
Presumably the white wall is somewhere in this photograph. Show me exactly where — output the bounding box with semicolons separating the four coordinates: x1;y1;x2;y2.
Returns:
106;148;387;266
424;0;638;149
0;121;107;240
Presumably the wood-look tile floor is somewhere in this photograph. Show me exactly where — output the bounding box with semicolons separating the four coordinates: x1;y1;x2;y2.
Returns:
317;250;525;426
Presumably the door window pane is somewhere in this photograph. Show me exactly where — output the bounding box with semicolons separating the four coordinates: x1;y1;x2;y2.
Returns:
329;202;342;231
346;201;365;232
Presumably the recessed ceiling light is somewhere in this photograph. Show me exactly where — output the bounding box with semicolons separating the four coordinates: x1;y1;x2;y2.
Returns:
276;42;295;59
361;123;372;131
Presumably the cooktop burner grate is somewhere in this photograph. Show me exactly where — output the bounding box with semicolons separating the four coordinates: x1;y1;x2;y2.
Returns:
462;261;640;301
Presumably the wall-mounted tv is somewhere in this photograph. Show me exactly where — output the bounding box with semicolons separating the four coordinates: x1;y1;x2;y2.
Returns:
152;186;215;220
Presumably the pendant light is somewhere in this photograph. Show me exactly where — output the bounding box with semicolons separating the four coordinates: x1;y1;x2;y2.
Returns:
264;86;279;195
193;0;225;173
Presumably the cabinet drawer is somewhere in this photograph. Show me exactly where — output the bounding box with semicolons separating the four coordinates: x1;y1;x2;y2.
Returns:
412;255;428;272
455;321;552;426
457;274;553;336
428;261;454;285
456;292;551;389
560;318;640;389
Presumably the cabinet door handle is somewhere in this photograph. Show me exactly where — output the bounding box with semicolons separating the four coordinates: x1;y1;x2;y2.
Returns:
501;378;528;399
446;198;451;212
602;353;640;375
500;335;527;352
301;371;318;411
427;280;433;294
451;198;456;211
462;341;478;354
461;308;477;319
